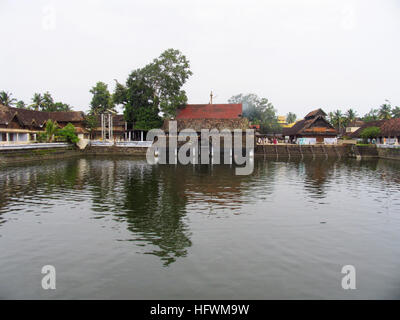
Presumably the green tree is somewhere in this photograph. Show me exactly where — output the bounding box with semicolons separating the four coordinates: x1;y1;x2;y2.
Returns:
84;113;98;139
228;93;279;133
41;91;54;111
139;48;193;118
392;106;400;118
0;91;17;106
286;112;297;124
345;108;357;123
52;102;72;112
15;100;27;109
89;81;115;115
378;100;392;120
44;119;59;142
360;126;381;143
363;108;379;122
329;109;346;131
58;123;79;144
30;93;44;111
113;70;162;130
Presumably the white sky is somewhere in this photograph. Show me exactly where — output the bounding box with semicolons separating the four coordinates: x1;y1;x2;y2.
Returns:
1;0;399;118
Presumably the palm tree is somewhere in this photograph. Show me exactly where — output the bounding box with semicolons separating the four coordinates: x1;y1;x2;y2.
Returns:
332;109;344;131
378;100;392;120
345;108;357;124
363;108;379;122
44;119;59;142
391;106;400;119
286;112;297;124
15;100;27;109
0;91;17;106
30;93;44;111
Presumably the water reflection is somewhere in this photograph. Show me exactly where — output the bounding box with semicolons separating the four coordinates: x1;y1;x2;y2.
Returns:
1;156;400;266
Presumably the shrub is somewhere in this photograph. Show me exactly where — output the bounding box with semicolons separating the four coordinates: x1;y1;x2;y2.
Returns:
360;126;380;143
57;123;79;144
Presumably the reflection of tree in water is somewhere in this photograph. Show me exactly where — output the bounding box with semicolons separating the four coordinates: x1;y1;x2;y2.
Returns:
120;165;191;266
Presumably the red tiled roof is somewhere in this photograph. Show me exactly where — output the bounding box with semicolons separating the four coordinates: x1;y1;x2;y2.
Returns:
176;104;242;120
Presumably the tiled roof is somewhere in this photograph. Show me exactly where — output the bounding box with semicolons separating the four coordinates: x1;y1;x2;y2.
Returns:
0;104;84;128
282;115;337;136
351;119;400;137
163;118;250;132
304;108;327;119
176;104;242;120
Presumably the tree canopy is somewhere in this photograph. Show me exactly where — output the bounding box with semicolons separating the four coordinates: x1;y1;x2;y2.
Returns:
228;93;280;133
113;48;192;129
29;92;72;111
360;126;381;141
89;82;115;115
0;91;17;107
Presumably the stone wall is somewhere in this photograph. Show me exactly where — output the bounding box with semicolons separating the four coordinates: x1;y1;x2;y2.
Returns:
0;146;81;165
254;144;349;158
377;147;400;160
84;145;147;155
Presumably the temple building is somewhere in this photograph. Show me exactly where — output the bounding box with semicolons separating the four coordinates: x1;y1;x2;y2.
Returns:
350;118;400;145
163;103;249;133
282;108;338;144
0;104;88;143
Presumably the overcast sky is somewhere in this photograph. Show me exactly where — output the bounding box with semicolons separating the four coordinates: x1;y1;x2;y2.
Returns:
1;0;399;117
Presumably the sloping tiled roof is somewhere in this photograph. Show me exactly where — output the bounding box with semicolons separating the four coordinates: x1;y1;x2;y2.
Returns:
163;118;250;132
351;119;400;137
380;118;400;136
349;120;384;138
0;104;84;127
304;108;327;119
176;104;243;120
282;115;337;136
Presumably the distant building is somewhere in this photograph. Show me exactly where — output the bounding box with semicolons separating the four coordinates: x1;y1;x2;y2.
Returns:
350;118;400;145
282;108;338;144
0;104;88;143
163;103;250;133
345;120;364;134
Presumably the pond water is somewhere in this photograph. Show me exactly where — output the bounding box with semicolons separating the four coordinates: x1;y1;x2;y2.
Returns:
0;156;400;299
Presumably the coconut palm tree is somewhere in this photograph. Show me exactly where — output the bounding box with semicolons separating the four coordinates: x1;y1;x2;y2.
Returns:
44;119;59;142
0;91;17;106
30;93;44;111
345;108;358;124
378;100;392;120
391;106;400;119
286;112;297;124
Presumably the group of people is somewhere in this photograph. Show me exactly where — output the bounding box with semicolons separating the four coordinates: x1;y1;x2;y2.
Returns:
257;137;278;145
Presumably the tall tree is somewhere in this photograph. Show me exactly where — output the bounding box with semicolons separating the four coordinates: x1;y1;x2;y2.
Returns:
30;93;44;111
41;91;54;111
139;48;192;118
113;70;162;130
345;108;357;123
15;100;27;109
0;91;17;106
113;48;192;128
391;106;400;118
228;93;279;133
89;81;115;114
378;100;392;120
329;109;346;131
363;108;379;122
286;112;297;124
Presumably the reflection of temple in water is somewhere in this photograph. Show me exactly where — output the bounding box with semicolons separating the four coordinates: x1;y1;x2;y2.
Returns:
2;157;398;266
